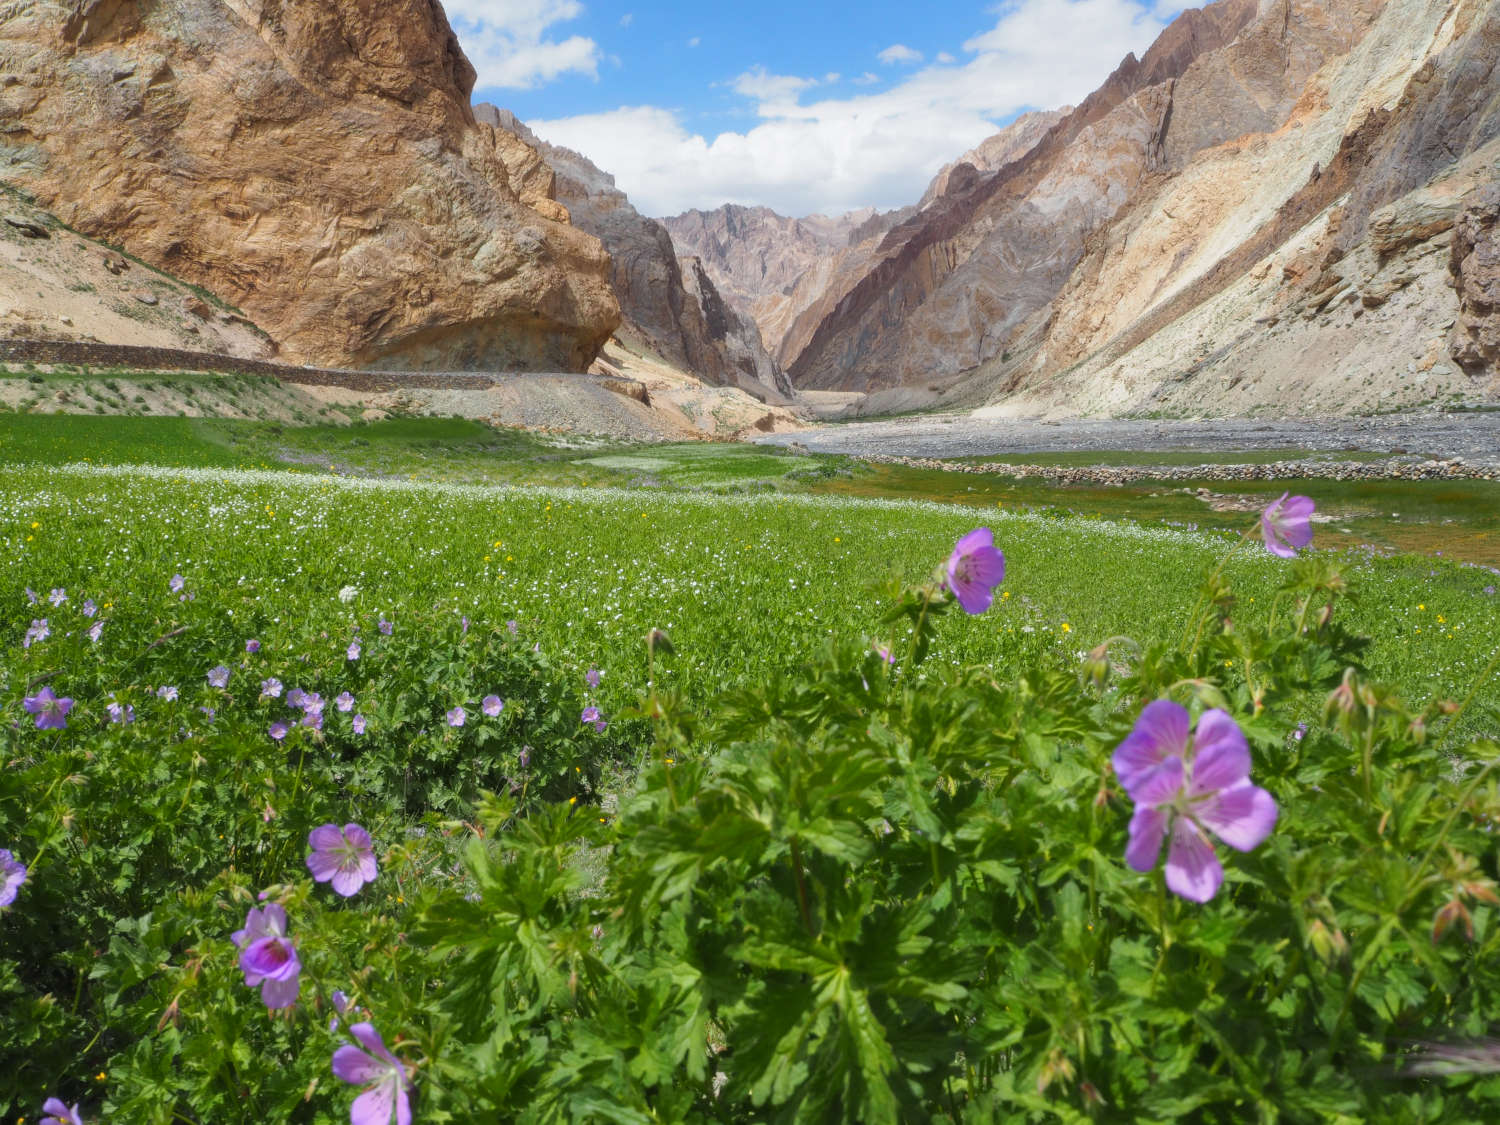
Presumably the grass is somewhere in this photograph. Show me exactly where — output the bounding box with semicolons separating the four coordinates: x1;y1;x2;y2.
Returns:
4;464;1496;724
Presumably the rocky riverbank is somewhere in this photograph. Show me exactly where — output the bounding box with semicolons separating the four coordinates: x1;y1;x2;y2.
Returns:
856;453;1500;483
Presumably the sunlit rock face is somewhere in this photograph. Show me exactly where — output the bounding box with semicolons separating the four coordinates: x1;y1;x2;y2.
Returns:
0;0;620;371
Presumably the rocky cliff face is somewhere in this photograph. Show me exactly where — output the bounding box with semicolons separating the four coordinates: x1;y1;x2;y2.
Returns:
764;0;1497;410
661;204;912;366
0;0;620;371
478;105;790;401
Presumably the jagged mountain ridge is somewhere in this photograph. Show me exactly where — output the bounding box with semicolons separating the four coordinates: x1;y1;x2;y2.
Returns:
477;105;790;401
0;0;620;371
671;0;1496;415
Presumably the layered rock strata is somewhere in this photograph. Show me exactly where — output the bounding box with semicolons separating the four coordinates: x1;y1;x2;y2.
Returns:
0;0;619;371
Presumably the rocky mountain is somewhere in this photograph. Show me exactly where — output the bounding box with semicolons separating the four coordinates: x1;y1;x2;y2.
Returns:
477;106;791;401
0;0;619;372
661;204;914;366
916;107;1072;208
711;0;1496;415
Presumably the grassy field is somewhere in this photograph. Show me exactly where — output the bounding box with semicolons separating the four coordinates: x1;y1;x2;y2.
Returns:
5;463;1496;721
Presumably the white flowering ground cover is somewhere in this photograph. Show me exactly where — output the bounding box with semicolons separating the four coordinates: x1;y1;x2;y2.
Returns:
3;462;1500;1122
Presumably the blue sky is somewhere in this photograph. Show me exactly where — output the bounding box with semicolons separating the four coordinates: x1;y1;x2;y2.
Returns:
447;1;1184;217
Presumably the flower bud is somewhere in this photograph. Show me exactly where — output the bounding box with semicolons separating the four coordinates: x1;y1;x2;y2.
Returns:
647;628;674;655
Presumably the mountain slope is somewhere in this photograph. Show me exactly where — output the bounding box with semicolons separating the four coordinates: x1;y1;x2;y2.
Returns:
0;0;619;371
478;106;791;402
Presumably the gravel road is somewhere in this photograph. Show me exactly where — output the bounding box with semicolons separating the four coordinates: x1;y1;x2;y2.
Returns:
756;412;1500;462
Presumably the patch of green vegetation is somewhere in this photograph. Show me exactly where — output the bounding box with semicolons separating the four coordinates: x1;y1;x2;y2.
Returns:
0;414;254;468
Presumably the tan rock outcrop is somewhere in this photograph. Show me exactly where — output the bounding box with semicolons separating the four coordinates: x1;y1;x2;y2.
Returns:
0;0;619;371
478;105;791;401
1450;183;1500;375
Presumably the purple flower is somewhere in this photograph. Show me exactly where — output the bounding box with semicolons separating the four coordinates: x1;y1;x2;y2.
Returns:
0;849;28;907
106;699;134;724
586;667;602;689
307;823;378;897
48;587;67;607
1293;722;1308;742
347;640;361;661
333;1022;412;1125
22;618;49;648
169;574;184;593
286;687;306;707
81;598;97;618
157;685;178;702
302;710;324;731
269;721;289;741
581;705;600;726
352;714;367;734
301;692;325;715
378;617;393;636
200;705;216;722
446;706;465;728
25;587;37;604
506;619;518;635
246;638;261;653
87;621;103;644
1261;493;1315;558
871;642;896;665
518;746;531;768
945;527;1006;614
40;1098;82;1125
260;677;283;700
329;987;351;1031
23;686;73;731
207;665;230;689
1113;701;1278;902
232;903;301;1009
337;691;356;713
461;615;469;635
482;694;503;717
1484;585;1496;597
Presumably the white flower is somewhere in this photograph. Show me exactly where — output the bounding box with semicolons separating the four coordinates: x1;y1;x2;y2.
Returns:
338;585;360;604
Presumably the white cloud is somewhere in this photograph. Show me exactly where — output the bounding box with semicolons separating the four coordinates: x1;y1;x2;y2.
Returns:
935;51;956;64
851;72;880;86
877;44;924;65
528;0;1176;215
441;0;600;89
687;36;701;48
619;12;633;27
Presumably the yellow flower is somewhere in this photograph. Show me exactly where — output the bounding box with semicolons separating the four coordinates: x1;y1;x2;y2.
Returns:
1061;623;1071;633
29;521;38;529
1418;604;1425;611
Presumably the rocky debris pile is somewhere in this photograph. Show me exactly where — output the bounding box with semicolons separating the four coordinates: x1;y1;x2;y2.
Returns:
857;453;1500;484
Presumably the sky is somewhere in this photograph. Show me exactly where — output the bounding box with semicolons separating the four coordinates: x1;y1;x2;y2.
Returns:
450;0;1185;219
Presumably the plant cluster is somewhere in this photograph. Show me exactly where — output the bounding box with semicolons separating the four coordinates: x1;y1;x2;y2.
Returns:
3;488;1499;1122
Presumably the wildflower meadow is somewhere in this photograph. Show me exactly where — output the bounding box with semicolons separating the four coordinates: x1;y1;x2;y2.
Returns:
2;461;1499;1122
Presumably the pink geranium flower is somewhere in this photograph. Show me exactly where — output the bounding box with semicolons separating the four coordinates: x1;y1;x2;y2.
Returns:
1112;701;1278;902
1261;493;1315;558
306;824;378;897
945;527;1006;614
232;904;301;1009
333;1022;412;1125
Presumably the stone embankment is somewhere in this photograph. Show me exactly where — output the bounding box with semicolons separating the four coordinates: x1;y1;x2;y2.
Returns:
857;453;1500;483
0;338;648;401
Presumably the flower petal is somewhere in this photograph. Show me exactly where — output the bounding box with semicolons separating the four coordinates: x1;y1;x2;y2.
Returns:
965;545;1006;587
260;972;301;1009
1164;818;1223;902
1131;754;1185;807
307;851;344;883
333;1044;386;1086
951;526;994;556
343;824;373;850
330;863;368;897
950;577;995;615
1196;780;1278;853
351;1078;398;1125
1188;710;1250;794
1125;806;1169;872
1112;699;1189;795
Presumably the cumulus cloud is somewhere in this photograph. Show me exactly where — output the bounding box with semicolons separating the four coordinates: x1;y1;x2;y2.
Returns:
442;0;600;89
877;44;924;65
528;0;1176;215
